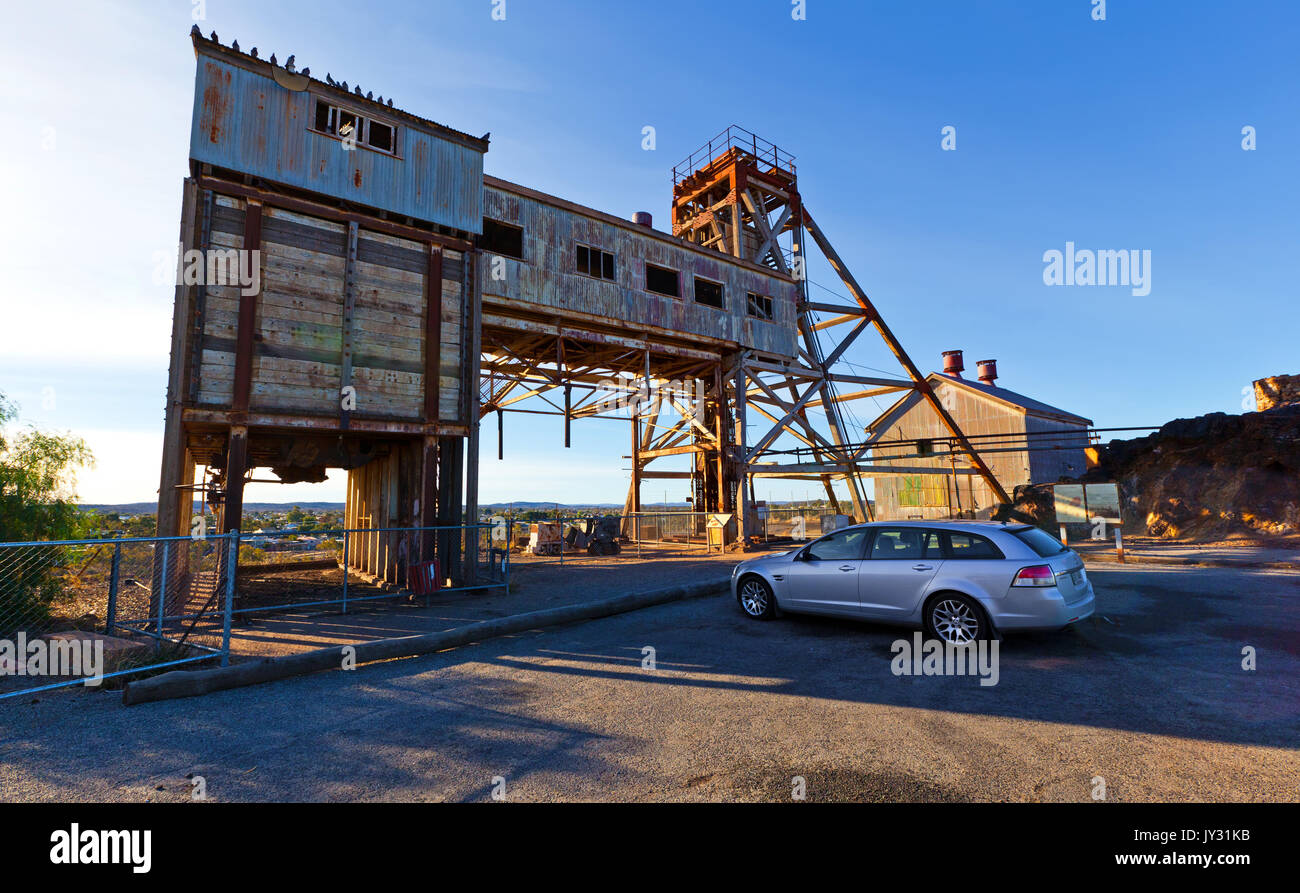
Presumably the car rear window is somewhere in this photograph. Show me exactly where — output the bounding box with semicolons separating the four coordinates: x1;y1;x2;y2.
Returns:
1012;527;1069;557
946;532;1004;559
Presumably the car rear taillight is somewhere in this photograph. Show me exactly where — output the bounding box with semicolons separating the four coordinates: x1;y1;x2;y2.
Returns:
1013;564;1056;587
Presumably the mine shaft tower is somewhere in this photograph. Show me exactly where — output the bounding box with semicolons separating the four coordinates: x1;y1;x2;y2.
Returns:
481;125;1009;535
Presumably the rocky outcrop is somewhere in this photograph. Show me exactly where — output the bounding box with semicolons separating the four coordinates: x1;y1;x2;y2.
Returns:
1254;373;1300;411
1081;404;1300;539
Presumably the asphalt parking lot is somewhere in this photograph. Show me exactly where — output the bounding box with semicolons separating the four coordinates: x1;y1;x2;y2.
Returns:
0;563;1296;802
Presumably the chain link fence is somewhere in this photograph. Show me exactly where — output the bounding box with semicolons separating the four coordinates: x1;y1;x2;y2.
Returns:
0;523;504;701
0;534;235;700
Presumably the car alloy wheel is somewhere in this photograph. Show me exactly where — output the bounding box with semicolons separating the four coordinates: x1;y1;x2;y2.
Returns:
739;577;773;619
930;597;982;644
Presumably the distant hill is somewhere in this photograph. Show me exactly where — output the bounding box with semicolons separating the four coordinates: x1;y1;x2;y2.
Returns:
77;500;682;515
80;502;346;515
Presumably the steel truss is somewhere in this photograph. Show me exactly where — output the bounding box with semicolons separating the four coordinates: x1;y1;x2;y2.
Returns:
481;127;1009;545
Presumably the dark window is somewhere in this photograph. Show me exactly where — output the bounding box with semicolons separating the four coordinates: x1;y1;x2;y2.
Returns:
805;528;869;561
746;292;774;321
368;120;394;152
337;109;358;140
481;218;524;260
576;243;615;281
945;532;1004;559
694;276;724;308
645;263;680;297
314;99;332;132
1012;526;1068;557
869;528;940;560
916;438;933;456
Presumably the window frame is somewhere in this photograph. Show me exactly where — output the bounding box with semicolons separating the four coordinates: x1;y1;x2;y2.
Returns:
481;217;525;261
693;274;726;310
645;261;681;298
575;241;616;282
309;96;402;158
746;291;775;322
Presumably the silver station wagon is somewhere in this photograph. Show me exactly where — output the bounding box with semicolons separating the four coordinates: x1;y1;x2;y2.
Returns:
730;521;1095;642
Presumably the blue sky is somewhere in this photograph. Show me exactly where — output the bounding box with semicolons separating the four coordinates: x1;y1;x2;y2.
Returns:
0;0;1295;506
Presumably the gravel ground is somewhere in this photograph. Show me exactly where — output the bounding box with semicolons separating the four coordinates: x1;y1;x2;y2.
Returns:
0;563;1295;802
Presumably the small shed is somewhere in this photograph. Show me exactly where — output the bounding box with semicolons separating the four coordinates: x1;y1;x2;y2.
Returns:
866;353;1093;520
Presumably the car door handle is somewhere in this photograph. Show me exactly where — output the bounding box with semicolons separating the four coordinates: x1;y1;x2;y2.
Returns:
839;565;856;572
912;564;933;571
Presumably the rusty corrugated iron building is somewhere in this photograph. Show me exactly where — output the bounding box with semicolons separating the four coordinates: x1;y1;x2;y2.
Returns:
867;353;1092;520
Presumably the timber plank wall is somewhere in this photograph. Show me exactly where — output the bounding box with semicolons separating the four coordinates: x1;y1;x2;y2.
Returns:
192;192;465;424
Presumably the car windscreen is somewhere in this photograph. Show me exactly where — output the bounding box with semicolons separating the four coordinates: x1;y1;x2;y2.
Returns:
1011;527;1069;557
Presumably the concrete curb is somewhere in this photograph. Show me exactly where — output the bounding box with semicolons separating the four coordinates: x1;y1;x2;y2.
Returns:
123;576;731;706
1078;551;1298;571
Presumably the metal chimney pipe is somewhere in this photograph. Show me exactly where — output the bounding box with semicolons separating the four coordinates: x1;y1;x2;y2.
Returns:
977;359;998;385
941;350;965;378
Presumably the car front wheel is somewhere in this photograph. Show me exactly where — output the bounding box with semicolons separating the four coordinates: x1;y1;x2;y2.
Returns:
737;575;776;620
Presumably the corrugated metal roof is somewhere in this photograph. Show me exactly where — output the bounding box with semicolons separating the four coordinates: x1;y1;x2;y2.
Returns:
866;373;1093;429
935;374;1093;425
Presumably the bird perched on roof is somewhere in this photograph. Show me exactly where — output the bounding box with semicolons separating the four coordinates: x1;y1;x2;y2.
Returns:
301;67;310;77
354;86;362;95
250;47;258;58
387;99;394;107
285;55;296;72
210;31;218;42
366;91;373;100
326;73;335;86
231;39;239;52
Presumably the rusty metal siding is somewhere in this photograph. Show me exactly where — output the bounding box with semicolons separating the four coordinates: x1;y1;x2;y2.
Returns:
870;379;1089;520
480;184;799;358
1025;415;1090;483
872;381;1029;520
190;54;483;233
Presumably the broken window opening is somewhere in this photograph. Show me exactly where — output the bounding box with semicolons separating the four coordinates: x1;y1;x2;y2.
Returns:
694;276;724;309
482;218;525;260
746;292;774;321
645;262;680;297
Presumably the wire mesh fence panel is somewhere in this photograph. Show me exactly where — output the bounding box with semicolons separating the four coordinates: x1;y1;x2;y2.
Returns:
0;535;232;700
1;512;740;700
760;509;820;543
227;525;503;620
